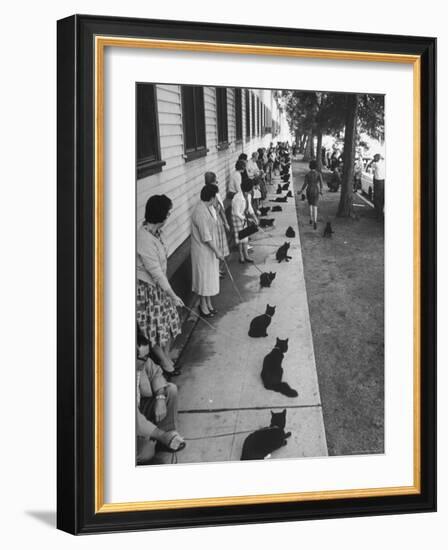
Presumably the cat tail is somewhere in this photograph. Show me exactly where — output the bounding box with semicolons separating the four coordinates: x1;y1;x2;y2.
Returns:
272;382;298;398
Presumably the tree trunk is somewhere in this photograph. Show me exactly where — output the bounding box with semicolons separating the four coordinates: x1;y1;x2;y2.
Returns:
316;131;323;172
337;94;359;218
299;134;307;153
303;130;314;161
310;134;315;159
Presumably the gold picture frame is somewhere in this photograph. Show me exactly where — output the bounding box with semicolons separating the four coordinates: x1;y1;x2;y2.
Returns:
57;15;436;534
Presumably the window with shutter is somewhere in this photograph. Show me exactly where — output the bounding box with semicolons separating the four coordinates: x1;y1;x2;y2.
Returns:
181;85;207;162
216;87;228;147
136;84;165;178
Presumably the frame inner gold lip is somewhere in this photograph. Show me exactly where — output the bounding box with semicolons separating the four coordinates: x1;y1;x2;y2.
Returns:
94;35;421;513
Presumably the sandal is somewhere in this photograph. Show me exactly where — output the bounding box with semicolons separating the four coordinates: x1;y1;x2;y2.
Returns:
155;431;186;453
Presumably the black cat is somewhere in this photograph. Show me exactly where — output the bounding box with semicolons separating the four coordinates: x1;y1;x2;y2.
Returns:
240;409;291;460
259;218;275;228
276;242;292;263
286;191;293;198
281;183;290;190
272;205;283;212
285;226;295;238
248;304;276;337
261;338;298;397
276;185;283;194
323;222;334;238
259;206;270;216
271;196;288;203
260;271;276;288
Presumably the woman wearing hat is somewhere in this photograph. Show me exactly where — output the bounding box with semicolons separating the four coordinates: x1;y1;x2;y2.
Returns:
136;194;184;376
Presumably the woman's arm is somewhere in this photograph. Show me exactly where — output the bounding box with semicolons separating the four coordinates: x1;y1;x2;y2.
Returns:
138;234;183;306
247;195;259;225
205;239;223;260
195;208;224;260
219;208;230;230
233;195;246;221
300;176;309;193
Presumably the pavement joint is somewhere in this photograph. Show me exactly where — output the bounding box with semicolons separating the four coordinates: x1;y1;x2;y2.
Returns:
179;403;322;414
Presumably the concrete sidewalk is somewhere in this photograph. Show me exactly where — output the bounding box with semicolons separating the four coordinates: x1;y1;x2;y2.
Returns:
172;172;328;464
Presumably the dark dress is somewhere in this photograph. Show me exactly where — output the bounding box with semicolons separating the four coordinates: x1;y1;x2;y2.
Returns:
303;170;323;206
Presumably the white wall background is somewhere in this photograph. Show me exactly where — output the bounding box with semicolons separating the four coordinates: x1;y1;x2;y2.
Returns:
0;0;444;547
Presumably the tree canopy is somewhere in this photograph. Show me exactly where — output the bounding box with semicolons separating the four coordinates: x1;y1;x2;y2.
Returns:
281;89;384;217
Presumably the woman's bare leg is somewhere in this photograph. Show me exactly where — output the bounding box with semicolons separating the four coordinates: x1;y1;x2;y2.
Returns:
200;295;210;315
238;243;245;262
152;344;174;372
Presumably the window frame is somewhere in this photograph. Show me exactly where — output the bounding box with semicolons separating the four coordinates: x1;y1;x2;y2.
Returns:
136;83;166;179
216;87;229;150
245;89;251;139
251;92;256;137
181;85;207;162
234;88;243;143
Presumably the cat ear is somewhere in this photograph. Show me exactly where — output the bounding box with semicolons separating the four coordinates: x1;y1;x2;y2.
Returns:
285;338;289;342
282;409;286;415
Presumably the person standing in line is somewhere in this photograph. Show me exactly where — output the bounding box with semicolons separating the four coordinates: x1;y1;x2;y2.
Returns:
231;179;259;263
136;195;184;376
300;160;324;230
191;184;223;318
246;152;263;184
227;160;245;200
204;171;230;279
368;153;385;218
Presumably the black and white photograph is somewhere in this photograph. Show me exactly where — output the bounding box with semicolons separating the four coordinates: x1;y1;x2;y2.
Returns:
135;84;385;465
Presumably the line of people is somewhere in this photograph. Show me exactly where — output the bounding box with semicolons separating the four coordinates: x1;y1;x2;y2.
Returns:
135;142;291;463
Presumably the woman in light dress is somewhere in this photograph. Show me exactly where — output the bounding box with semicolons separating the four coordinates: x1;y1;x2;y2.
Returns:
204;171;230;278
191;184;223;318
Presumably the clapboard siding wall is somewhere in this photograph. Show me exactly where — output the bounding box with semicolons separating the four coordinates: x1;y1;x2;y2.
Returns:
137;86;285;275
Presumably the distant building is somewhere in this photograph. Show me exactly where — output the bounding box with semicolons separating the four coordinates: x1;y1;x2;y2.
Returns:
136;84;288;299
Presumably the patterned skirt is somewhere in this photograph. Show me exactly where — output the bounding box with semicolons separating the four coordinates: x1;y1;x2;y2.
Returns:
216;216;230;257
232;215;248;244
136;280;181;348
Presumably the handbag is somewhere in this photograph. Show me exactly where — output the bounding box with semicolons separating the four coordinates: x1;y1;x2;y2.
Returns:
238;222;259;240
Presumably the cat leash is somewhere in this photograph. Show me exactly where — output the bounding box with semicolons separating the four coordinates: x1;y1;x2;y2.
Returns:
183;428;253;442
181;303;255;347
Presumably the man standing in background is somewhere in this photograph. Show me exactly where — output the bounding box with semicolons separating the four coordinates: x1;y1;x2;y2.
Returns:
369;153;385;218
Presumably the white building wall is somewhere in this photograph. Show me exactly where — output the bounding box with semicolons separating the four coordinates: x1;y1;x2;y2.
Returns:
137;86;282;262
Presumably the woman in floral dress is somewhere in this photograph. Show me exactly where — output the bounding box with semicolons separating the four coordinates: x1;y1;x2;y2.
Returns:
136;195;184;376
